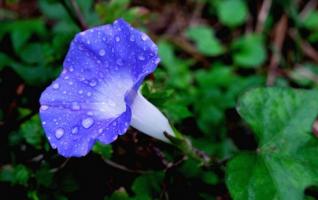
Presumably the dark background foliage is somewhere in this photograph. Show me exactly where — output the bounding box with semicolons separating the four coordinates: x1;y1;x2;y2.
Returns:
0;0;318;199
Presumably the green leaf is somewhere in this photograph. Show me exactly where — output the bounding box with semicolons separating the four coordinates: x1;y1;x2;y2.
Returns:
5;19;46;51
0;164;31;186
20;115;44;149
19;43;45;64
10;62;58;86
201;171;218;185
217;0;248;27
35;166;53;188
158;41;193;89
302;10;318;31
232;34;267;68
105;187;130;200
92;142;113;159
0;52;13;71
226;88;318;200
132;171;164;198
185;25;224;56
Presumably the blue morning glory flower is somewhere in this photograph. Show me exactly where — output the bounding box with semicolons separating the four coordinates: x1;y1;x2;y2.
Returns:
39;19;174;157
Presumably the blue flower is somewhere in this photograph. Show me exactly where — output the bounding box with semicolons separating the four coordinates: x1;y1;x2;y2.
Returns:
39;19;174;157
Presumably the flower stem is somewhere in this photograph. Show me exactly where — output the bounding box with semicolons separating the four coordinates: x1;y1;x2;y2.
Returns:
164;132;219;167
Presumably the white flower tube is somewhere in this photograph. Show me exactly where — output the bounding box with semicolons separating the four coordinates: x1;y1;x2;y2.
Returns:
130;92;175;142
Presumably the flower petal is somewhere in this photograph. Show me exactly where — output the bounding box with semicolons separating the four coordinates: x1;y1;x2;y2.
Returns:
39;19;159;157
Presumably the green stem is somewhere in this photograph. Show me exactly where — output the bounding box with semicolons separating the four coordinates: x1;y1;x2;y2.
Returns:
164;132;219;167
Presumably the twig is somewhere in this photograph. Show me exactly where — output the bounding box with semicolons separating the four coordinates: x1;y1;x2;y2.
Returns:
163;35;210;67
102;157;147;174
299;0;317;19
256;0;272;33
60;0;88;31
266;15;288;86
189;0;205;25
289;29;318;64
50;158;70;173
69;0;88;30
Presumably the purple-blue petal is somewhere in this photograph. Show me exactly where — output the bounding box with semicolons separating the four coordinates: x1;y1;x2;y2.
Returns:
39;19;159;157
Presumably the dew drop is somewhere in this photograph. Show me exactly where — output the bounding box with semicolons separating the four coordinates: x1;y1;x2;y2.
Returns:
71;102;81;110
64;76;69;80
55;128;64;139
138;55;145;61
89;79;97;87
78;90;83;94
141;33;148;41
40;105;49;111
82;117;94;128
154;58;160;65
115;36;120;42
68;81;73;85
98;128;103;133
72;126;79;134
99;49;106;56
116;59;123;66
87;92;92;97
108;100;116;107
130;35;135;42
52;83;59;89
42;121;46;125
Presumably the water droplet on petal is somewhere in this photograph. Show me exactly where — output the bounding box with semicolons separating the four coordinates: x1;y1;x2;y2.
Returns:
116;59;123;66
42;121;46;125
154;58;160;65
98;128;103;133
89;79;97;87
138;55;145;61
82;117;94;128
115;36;120;42
71;102;81;110
40;105;49;111
99;49;105;56
72;126;79;134
52;83;59;89
87;92;92;97
68;81;73;85
141;33;148;41
130;35;135;41
78;90;83;94
55;128;64;139
108;100;116;107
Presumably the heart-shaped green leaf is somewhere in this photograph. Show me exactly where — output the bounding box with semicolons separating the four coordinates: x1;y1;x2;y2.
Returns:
227;88;318;200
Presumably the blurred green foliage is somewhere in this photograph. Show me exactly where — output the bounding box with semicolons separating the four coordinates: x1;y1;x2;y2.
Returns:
1;0;318;199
